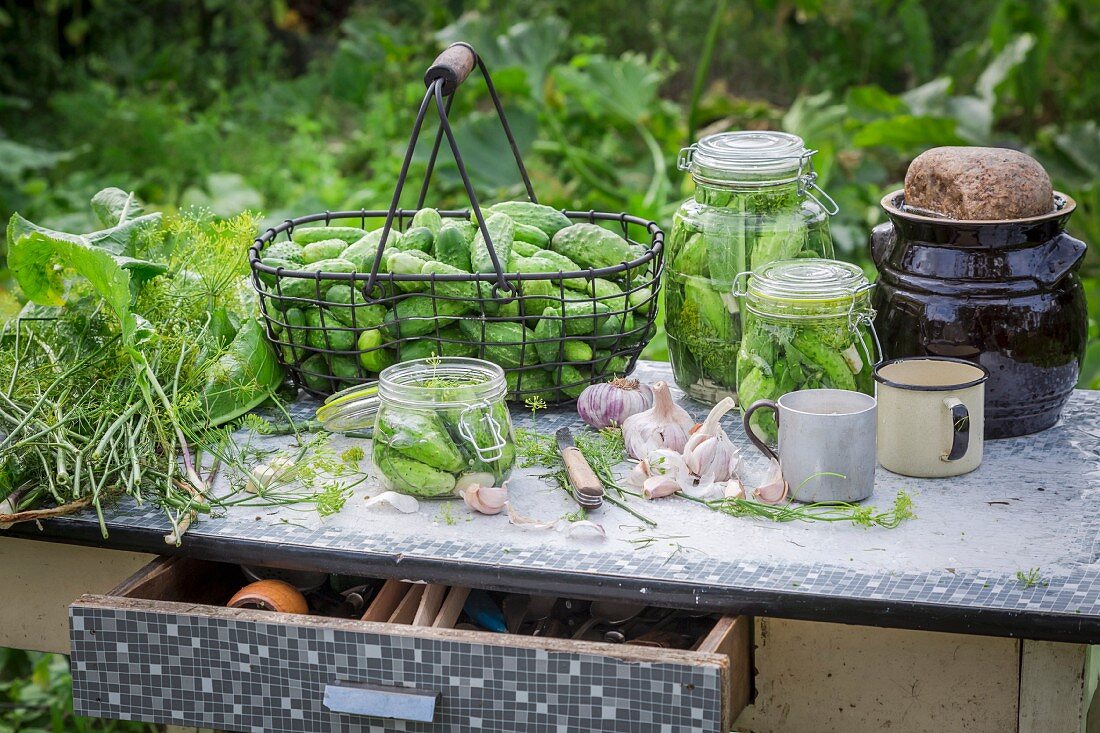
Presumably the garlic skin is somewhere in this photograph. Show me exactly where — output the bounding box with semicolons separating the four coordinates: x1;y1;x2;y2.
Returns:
459;482;509;515
621;381;694;459
682;397;742;484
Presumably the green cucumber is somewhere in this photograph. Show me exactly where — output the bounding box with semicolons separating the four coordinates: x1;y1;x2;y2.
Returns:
506;368;556;402
381;297;471;338
539;301;611;336
550;223;645;270
487;201;571;237
470;212;515;274
791;331;857;391
375;407;466;473
440;217;477;244
324;285;384;329
305;308;356;351
432;226;472;272
411;208;443;236
555;364;589;399
457;319;537;369
292;226;368;246
342;229;404;271
301;239;349;264
373;444;457;497
511;240;542;258
399;336;479;362
258;257;298;287
513;222;550;248
396;226;434;254
298;353;332;392
357;328;397;373
262;241;306;263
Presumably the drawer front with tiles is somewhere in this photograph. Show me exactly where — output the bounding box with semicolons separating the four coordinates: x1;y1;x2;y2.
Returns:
69;558;750;733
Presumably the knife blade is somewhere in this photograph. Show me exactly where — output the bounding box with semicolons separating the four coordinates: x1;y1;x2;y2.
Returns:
555;427;604;509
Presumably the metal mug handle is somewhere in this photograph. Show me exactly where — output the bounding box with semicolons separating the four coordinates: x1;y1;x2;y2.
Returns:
742;400;780;462
942;397;970;462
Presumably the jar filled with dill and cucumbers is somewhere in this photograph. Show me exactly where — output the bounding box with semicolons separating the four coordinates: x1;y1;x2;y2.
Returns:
738;259;877;444
372;357;515;497
665;131;837;404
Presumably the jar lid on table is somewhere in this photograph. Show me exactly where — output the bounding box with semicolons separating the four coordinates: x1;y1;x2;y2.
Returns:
745;258;871;320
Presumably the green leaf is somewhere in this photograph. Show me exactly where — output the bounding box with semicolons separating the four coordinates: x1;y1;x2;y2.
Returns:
90;187;144;227
6;214;167;346
201;318;284;426
852;115;967;152
976;34;1036;104
553;53;663;124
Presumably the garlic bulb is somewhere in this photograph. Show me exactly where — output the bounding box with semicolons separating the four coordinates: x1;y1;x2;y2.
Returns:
577;378;654;429
459;482;509;515
621;381;694;459
682;397;742;484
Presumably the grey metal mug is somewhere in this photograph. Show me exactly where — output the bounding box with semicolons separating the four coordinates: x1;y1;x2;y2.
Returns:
743;389;878;503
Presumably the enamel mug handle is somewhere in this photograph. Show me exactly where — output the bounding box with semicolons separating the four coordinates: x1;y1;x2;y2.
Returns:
942;397;971;462
742;400;780;462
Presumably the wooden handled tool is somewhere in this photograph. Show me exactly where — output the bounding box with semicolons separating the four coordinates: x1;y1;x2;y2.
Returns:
555;428;604;509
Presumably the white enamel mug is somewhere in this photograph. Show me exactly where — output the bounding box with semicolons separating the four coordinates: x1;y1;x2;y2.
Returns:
873;357;989;478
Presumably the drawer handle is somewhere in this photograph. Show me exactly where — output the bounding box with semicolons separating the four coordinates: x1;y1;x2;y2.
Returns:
323;682;439;722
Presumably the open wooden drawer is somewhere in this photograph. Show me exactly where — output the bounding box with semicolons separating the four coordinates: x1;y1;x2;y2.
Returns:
69;557;750;732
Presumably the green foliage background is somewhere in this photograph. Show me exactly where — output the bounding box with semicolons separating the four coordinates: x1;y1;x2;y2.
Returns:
0;0;1097;725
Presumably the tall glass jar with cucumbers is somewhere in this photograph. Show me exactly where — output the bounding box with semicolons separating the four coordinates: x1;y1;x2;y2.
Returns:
666;131;837;403
738;259;876;443
373;357;515;497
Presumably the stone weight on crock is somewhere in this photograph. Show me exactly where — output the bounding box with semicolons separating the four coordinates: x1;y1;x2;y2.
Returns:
870;190;1088;439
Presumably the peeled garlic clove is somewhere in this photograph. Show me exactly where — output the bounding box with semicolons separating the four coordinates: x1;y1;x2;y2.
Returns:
246;464;280;493
364;491;420;514
455;472;496;493
724;478;746;500
753;460;788;504
642;474;681;500
625;459;651;489
460;482;509;515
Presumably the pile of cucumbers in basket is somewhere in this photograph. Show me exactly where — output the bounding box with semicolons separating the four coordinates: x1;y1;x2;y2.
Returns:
258;201;658;399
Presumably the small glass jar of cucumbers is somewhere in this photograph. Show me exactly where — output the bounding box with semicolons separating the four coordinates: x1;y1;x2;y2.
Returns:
666;131;837;404
737;259;877;443
372;357;515;498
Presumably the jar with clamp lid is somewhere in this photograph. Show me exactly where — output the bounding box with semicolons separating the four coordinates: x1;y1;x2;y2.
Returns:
666;131;837;404
737;259;877;444
317;357;515;497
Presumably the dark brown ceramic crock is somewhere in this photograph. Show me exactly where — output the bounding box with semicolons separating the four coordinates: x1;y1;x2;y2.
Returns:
870;190;1088;439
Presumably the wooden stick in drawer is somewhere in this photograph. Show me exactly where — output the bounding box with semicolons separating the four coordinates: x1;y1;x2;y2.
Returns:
387;584;425;625
432;586;470;629
413;584;448;627
361;579;412;622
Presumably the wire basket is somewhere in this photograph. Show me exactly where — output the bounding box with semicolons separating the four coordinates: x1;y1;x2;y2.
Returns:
249;43;664;405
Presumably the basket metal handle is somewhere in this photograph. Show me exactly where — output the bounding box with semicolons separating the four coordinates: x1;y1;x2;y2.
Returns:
363;42;536;302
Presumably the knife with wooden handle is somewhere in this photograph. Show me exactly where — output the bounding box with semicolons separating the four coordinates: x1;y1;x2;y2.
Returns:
555;427;604;509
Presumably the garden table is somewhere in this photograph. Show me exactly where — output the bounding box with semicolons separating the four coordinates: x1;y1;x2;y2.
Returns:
2;360;1098;732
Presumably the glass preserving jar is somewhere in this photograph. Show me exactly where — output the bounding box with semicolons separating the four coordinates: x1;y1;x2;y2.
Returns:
737;259;876;444
666;131;837;404
372;357;515;497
